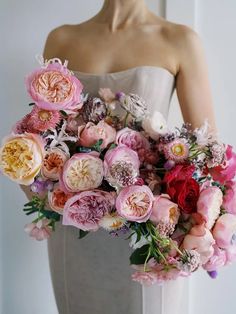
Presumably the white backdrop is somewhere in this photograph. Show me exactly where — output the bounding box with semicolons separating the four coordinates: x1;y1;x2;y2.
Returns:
0;1;236;314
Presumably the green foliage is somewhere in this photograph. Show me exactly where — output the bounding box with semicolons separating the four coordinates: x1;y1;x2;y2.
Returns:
129;244;150;265
78;229;90;239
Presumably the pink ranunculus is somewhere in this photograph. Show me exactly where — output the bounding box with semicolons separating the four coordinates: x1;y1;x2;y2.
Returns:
48;183;73;214
41;147;69;180
209;145;236;184
202;245;227;271
212;213;236;249
222;181;236;214
104;145;140;188
182;224;215;264
62;189;115;231
24;218;52;241
0;132;45;185
25;61;83;111
150;194;180;225
197;186;223;229
60;152;104;193
78;120;116;149
131;271;158;286
225;245;236;265
115;185;154;222
115;127;150;152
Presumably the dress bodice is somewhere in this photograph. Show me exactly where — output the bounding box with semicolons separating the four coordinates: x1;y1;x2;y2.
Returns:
72;66;176;119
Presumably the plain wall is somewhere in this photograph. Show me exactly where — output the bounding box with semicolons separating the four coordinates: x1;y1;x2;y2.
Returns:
1;1;236;314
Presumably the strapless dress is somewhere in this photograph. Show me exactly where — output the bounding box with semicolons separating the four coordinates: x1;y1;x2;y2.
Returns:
47;65;189;314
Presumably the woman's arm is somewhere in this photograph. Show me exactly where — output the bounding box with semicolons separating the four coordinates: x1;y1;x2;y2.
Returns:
174;25;217;134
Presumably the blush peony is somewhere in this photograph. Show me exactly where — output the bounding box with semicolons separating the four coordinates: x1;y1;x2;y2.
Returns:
115;185;154;222
62;190;115;231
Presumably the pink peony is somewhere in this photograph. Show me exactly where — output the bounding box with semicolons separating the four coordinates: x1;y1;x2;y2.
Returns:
202;245;226;271
222;181;236;214
197;186;223;229
182;224;215;264
115;127;150;152
78;120;116;149
62;190;115;231
24;218;52;241
209;145;236;184
104;145;140;188
42;147;69;180
48;183;73;214
212;213;236;249
60;152;104;193
115;185;154;222
25;61;83;111
150;194;180;236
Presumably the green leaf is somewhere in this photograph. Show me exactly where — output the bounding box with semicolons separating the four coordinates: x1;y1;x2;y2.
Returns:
78;229;90;239
129;244;150;265
60;110;68;116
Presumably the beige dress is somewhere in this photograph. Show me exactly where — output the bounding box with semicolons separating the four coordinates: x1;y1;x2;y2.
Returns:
47;66;189;314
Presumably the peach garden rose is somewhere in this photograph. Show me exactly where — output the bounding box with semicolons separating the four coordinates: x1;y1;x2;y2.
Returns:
0;133;44;185
60;152;104;193
41;147;69;180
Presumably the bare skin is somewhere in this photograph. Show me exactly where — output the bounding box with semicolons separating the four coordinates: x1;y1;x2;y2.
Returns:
22;0;218;199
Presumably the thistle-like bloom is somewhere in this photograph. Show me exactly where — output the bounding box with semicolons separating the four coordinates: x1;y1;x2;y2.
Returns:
82;96;107;123
177;249;201;273
116;92;148;120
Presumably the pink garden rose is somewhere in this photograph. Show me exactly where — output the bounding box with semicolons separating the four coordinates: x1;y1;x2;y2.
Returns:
115;127;150;152
182;224;215;264
78;120;116;149
60;152;104;193
0;133;44;185
25;61;84;111
63;189;115;231
150;194;180;236
42;147;69;180
209;145;236;184
197;186;223;229
48;183;73;214
104;145;140;188
24;218;52;241
202;245;227;272
115;185;154;222
212;213;236;249
222;180;236;214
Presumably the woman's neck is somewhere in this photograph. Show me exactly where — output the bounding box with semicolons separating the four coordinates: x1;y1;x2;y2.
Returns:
92;0;151;31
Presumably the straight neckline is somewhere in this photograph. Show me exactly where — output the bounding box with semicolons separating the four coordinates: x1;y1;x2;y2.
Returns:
71;65;175;78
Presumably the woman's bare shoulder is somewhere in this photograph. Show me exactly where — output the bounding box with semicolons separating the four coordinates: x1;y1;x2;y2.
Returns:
42;22;87;60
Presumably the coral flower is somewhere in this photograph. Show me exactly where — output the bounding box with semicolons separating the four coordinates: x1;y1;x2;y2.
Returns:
27;106;61;132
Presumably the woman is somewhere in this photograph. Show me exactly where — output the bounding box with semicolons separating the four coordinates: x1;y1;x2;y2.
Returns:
23;0;217;313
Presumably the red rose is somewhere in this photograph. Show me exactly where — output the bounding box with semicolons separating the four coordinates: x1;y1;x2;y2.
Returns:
164;164;195;183
163;164;200;214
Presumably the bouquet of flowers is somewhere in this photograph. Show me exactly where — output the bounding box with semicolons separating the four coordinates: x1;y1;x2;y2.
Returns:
1;55;236;285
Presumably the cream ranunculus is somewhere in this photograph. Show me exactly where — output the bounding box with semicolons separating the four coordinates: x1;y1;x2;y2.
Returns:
0;133;45;185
